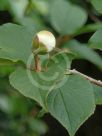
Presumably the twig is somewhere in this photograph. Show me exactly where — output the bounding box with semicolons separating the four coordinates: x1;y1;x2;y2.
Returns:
88;12;101;23
34;54;41;72
68;69;102;87
84;0;101;23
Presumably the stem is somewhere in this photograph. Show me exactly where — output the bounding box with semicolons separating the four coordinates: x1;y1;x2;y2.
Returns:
68;69;102;87
56;35;73;47
34;54;41;72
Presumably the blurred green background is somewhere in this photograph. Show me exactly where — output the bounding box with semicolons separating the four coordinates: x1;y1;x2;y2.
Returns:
0;0;102;136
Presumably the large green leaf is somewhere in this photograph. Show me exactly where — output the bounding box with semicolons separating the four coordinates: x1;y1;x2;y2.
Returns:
10;68;47;109
9;53;71;110
50;0;87;35
63;40;102;70
89;29;102;50
91;0;102;14
0;23;34;64
47;74;95;136
93;84;102;105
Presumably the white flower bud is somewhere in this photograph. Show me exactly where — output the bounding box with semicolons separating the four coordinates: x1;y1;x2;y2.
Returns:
32;30;56;54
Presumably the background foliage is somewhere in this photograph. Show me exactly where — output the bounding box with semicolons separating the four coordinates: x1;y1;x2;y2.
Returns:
0;0;102;136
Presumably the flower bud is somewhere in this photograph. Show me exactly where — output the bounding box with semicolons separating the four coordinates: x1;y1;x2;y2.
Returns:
32;30;56;54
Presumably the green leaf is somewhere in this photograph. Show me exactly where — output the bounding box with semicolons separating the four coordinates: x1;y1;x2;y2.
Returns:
9;68;49;109
74;23;102;36
15;17;44;34
93;84;102;105
91;0;102;14
47;74;95;136
28;118;48;135
50;0;87;35
0;23;34;64
63;40;102;70
0;95;12;113
9;53;71;110
69;0;83;5
89;29;102;50
31;0;49;16
9;0;28;18
0;0;10;10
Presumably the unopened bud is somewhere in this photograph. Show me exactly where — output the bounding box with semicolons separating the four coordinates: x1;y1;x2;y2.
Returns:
32;30;56;54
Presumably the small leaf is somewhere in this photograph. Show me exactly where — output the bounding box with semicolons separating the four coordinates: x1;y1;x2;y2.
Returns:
9;0;28;18
91;0;102;14
75;23;102;36
89;29;102;50
50;0;87;35
93;84;102;105
28;118;48;135
63;40;102;70
47;74;95;136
